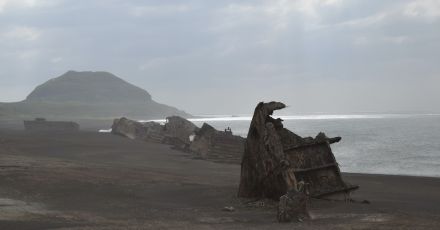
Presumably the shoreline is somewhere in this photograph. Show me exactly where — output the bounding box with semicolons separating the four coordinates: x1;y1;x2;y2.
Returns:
1;127;439;179
344;172;440;179
0;129;440;229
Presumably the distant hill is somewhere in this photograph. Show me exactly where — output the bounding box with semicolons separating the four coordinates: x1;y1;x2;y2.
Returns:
0;71;190;120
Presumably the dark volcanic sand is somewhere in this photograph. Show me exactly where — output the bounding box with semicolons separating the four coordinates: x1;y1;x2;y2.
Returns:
0;129;439;229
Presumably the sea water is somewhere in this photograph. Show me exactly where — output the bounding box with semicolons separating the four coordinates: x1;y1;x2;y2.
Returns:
148;114;440;178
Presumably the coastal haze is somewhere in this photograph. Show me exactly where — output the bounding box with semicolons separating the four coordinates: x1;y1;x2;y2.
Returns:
1;1;440;229
1;0;439;114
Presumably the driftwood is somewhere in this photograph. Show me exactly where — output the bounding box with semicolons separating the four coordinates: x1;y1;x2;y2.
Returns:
238;101;357;200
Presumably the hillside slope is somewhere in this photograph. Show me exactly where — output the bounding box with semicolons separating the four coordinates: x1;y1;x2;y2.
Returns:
0;71;190;120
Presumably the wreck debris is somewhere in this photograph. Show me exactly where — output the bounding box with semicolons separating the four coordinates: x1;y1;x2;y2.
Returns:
163;116;199;150
111;117;165;143
111;117;149;140
144;121;167;143
24;118;79;132
190;123;245;164
111;117;246;164
238;101;358;200
164;116;198;143
222;206;235;212
277;189;309;222
111;116;199;148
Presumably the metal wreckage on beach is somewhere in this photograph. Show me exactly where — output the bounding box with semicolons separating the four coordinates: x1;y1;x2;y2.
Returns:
111;116;245;164
111;101;358;222
238;101;358;198
238;101;358;222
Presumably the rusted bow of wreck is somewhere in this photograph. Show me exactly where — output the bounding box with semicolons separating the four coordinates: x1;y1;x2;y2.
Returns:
238;101;358;200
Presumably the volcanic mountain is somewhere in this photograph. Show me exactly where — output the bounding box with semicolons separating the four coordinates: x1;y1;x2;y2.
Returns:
0;71;190;120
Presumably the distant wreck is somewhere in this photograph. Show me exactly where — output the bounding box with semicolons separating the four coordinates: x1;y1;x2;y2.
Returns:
112;101;356;200
162;116;199;150
24;118;79;132
112;116;198;146
111;116;244;164
190;123;245;164
238;102;358;200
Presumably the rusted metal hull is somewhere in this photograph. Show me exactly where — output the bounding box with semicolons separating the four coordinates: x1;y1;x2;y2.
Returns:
238;101;358;200
284;141;358;197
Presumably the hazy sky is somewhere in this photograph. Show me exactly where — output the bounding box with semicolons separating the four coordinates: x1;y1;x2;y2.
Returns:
1;0;439;114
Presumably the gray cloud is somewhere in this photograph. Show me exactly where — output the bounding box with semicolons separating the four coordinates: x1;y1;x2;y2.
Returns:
0;0;439;114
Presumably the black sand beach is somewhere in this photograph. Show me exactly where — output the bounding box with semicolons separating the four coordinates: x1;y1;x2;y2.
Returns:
0;129;439;229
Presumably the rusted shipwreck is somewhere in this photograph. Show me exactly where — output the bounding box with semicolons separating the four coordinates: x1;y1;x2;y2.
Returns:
162;116;199;150
111;116;244;164
112;116;198;147
190;123;245;164
24;118;79;132
238;102;358;200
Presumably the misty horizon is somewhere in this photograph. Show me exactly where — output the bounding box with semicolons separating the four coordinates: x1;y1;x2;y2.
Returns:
1;0;439;115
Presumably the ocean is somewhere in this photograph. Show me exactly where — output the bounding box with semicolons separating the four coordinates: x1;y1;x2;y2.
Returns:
145;114;440;178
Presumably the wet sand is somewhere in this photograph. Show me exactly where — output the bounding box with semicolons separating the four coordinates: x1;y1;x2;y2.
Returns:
0;129;439;229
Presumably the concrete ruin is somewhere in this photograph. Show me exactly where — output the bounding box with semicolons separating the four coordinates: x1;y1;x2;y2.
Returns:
112;116;199;147
111;117;149;140
111;117;164;143
189;123;245;164
111;117;245;164
24;118;79;132
238;102;358;200
162;116;199;150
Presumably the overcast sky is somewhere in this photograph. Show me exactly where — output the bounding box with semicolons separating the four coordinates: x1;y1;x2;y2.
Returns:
0;0;439;114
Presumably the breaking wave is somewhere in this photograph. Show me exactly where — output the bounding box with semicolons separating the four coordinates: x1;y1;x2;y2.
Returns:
144;113;438;123
102;114;440;177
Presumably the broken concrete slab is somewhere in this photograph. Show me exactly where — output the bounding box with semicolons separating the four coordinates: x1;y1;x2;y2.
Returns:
111;117;149;140
111;117;246;164
162;116;199;150
190;123;245;164
163;116;198;142
111;117;165;143
111;116;198;148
